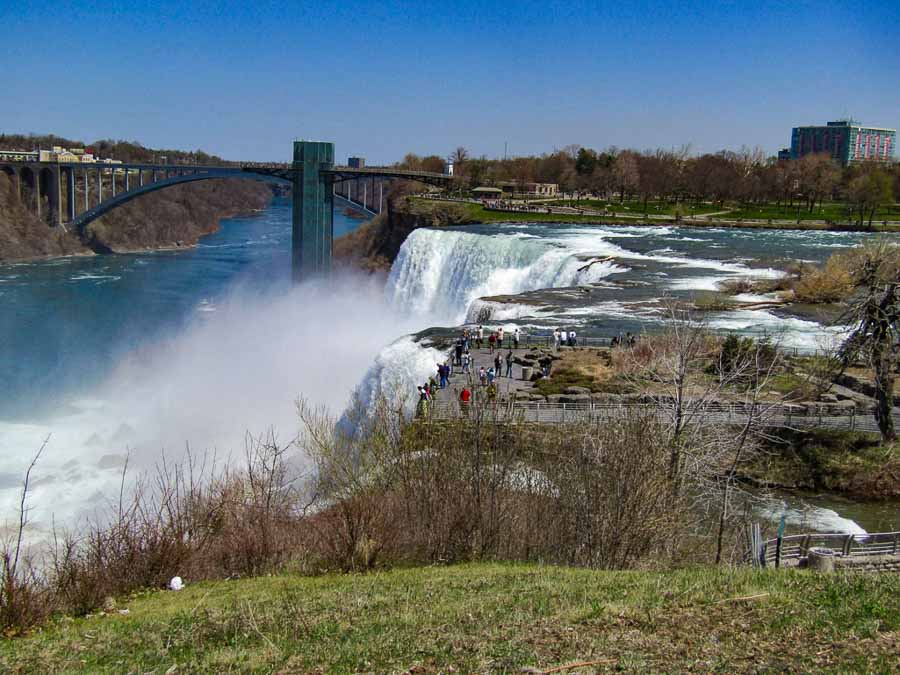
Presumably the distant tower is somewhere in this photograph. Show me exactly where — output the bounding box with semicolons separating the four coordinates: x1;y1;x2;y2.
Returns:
446;160;454;176
347;156;365;168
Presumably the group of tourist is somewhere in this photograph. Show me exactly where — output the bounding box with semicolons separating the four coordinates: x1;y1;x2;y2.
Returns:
417;324;640;417
417;325;525;417
457;325;522;354
552;328;578;349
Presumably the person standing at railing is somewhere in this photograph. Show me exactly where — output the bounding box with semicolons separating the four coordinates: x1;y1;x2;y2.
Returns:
479;366;487;386
553;329;561;350
505;349;514;377
454;339;463;366
568;329;577;347
497;326;504;348
488;332;497;353
560;328;568;347
459;386;471;416
513;327;520;349
416;386;429;418
462;350;471;374
477;324;484;349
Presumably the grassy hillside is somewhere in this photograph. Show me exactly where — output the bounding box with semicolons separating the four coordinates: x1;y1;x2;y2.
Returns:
3;563;897;673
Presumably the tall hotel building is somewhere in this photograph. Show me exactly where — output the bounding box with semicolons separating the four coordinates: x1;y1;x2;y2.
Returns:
790;120;895;166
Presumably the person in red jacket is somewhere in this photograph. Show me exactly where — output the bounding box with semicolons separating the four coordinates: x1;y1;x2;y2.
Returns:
459;386;472;415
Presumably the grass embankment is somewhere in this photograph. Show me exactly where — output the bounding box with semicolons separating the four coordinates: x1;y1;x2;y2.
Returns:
4;562;898;673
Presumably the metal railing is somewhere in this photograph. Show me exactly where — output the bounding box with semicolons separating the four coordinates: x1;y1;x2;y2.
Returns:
475;334;829;358
422;398;898;434
755;531;900;568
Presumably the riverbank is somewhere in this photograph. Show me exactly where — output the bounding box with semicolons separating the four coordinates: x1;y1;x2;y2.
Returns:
3;562;897;672
747;429;900;500
0;177;273;264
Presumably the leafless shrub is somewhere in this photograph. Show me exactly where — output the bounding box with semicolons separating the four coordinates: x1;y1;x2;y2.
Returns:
1;438;52;634
299;390;691;571
50;432;309;617
793;257;854;303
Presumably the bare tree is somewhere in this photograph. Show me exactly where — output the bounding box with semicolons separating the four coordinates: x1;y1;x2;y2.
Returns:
838;246;899;442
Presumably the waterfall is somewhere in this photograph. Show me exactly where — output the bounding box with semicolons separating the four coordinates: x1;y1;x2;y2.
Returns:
385;228;629;322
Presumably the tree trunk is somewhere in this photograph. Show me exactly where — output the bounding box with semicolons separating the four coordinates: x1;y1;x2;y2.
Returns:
873;357;896;442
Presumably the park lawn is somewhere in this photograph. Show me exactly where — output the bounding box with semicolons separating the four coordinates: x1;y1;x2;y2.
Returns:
409;199;900;231
461;202;636;224
546;199;722;216
2;562;898;673
724;202;900;222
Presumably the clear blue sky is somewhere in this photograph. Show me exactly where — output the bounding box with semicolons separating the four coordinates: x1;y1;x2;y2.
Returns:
1;1;897;163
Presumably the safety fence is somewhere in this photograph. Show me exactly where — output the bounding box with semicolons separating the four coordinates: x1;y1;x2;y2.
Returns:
752;531;900;568
476;334;829;358
423;399;898;434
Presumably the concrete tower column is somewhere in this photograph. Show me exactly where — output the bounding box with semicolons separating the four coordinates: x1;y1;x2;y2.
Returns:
34;168;42;219
111;168;117;197
291;141;334;283
50;166;62;226
125;167;130;191
83;168;89;209
97;168;102;202
67;167;76;222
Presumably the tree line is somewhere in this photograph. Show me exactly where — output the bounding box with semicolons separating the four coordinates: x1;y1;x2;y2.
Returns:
397;145;899;225
0;133;228;166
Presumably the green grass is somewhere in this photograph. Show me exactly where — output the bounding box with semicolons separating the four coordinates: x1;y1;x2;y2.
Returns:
411;199;900;232
723;202;900;223
547;199;723;216
3;562;898;673
533;366;604;395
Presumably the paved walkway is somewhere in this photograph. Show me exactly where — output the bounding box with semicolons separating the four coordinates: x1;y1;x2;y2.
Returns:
430;345;545;405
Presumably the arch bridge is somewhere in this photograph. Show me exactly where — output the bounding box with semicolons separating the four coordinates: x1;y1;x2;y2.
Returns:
0;141;451;281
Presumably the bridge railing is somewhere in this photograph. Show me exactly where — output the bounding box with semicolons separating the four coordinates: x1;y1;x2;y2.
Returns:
754;531;900;568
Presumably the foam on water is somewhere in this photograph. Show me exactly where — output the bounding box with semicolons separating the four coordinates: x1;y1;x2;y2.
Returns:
706;309;847;350
757;499;867;535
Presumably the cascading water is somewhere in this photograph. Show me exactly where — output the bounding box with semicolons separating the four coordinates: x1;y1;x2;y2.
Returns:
385;228;629;322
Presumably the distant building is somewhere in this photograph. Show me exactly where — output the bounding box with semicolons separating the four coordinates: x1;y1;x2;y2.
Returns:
0;146;118;164
472;186;502;201
348;156;365;168
790;120;896;166
0;149;38;162
496;181;559;198
777;148;792;162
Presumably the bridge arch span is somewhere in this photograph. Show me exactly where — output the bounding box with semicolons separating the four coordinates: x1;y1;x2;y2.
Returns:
70;169;288;233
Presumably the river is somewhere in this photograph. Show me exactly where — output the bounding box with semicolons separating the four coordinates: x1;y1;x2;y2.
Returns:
1;199;897;536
